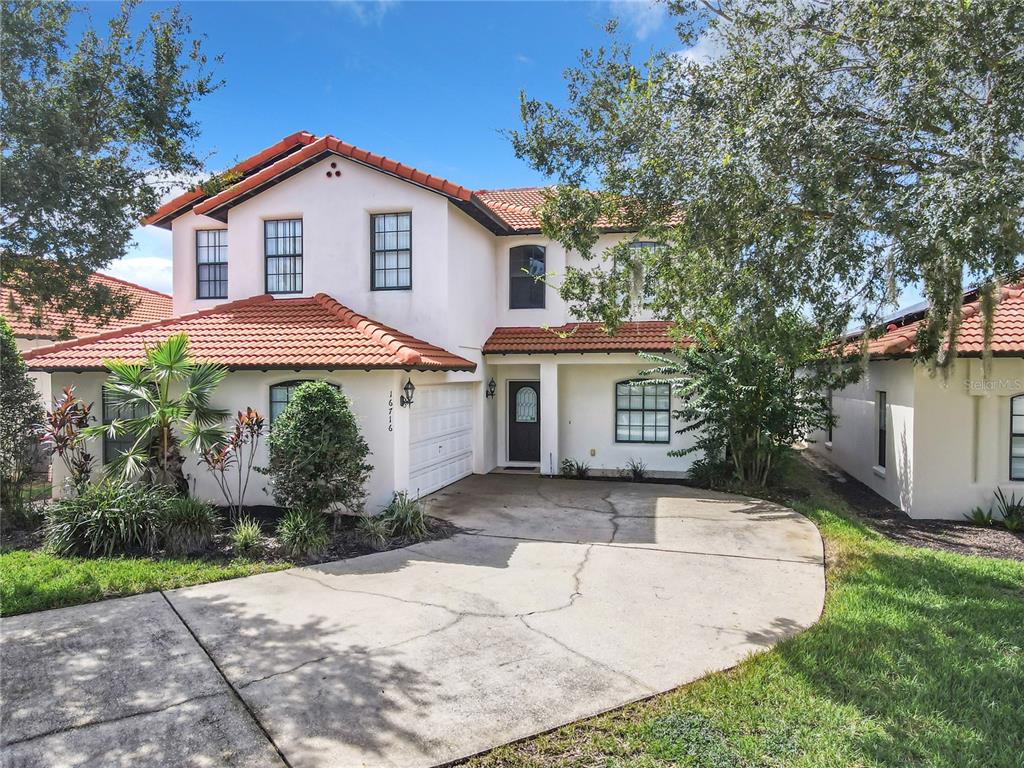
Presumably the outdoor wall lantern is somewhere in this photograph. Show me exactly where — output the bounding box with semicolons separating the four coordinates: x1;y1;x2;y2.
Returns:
485;378;497;399
400;378;416;408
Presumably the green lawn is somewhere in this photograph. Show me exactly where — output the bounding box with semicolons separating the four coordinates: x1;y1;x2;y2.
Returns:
0;550;291;617
464;463;1024;768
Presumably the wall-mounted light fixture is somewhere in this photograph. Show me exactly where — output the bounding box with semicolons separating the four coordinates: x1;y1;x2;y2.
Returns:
400;378;416;407
485;378;497;399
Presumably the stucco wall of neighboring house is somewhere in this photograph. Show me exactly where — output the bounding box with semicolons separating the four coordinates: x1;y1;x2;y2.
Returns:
557;362;697;475
812;359;916;513
15;337;53;410
50;369;402;513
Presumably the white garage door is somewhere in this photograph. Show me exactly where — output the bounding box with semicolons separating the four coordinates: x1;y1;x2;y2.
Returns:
409;384;474;496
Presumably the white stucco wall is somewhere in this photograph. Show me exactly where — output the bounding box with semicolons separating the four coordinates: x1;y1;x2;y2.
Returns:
16;337;53;411
50;369;403;513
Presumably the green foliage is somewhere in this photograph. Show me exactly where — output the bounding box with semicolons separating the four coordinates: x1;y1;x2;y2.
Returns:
43;480;169;557
992;488;1024;532
85;333;228;492
964;505;996;526
38;386;95;492
229;515;265;558
275;508;330;559
0;0;220;333
0;318;43;517
510;0;1024;371
383;491;427;539
264;381;372;514
619;457;648;481
560;458;591;479
201;407;265;522
159;497;220;555
0;549;289;617
356;513;392;552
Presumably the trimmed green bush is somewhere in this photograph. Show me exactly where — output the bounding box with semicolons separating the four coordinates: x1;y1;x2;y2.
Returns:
276;508;329;559
160;497;220;555
230;516;265;557
43;481;169;556
264;381;372;514
383;491;427;539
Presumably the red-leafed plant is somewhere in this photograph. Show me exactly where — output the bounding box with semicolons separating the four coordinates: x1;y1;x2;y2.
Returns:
201;408;264;522
38;386;95;493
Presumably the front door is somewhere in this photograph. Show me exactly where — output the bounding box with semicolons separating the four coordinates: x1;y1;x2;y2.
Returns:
508;381;541;462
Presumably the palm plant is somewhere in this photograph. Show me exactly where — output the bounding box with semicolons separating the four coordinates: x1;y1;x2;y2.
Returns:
86;333;228;492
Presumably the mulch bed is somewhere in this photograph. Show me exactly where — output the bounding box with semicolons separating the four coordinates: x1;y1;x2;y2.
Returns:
803;452;1024;562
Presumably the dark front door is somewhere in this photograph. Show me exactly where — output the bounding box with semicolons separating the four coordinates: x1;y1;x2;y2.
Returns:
508;381;541;462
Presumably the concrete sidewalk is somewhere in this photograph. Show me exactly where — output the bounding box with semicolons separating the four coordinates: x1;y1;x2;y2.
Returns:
1;476;825;768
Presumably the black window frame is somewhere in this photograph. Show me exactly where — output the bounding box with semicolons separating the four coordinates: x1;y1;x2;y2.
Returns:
264;218;303;295
370;212;412;291
269;379;339;424
195;229;228;300
1010;394;1024;481
876;391;887;468
615;381;671;444
101;389;147;465
509;244;546;309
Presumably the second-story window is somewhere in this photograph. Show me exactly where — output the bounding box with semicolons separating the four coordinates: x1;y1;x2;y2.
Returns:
371;213;412;290
509;244;546;309
265;218;303;294
196;229;228;299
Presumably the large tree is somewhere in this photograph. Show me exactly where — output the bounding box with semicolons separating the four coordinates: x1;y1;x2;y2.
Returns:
1;0;220;336
512;0;1024;369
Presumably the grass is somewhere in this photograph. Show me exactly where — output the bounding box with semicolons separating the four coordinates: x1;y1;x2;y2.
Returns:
463;461;1024;768
0;550;291;617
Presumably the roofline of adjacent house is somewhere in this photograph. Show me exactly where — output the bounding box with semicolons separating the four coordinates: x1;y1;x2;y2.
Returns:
31;362;477;373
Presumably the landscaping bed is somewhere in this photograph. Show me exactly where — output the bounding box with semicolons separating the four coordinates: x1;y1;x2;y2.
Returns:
460;457;1024;768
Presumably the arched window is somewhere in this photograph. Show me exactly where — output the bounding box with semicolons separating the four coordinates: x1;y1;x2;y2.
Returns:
615;381;671;443
1011;395;1024;480
509;245;546;309
515;386;538;422
269;380;339;423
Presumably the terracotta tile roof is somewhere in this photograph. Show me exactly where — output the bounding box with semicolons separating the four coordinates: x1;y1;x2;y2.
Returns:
2;273;172;340
23;293;477;372
854;284;1024;357
473;187;654;233
483;321;683;354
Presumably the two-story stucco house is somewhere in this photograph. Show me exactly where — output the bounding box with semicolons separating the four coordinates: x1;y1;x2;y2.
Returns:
24;131;694;511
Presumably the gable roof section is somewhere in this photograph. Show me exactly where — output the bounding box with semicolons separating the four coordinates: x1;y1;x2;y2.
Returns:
854;284;1024;358
2;273;172;340
483;321;682;355
22;293;476;372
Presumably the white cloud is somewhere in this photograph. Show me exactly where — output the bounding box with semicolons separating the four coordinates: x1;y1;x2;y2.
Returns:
609;0;668;41
105;226;173;294
336;0;398;26
676;32;725;64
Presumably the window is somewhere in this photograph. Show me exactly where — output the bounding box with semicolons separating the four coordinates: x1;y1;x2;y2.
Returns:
876;391;887;468
515;386;538;422
265;219;303;294
101;389;147;465
269;380;339;423
615;382;671;443
371;213;412;290
509;245;546;309
196;229;228;299
1011;395;1024;480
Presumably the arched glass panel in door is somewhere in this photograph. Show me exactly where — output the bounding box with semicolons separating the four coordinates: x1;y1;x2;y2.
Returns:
515;386;538;422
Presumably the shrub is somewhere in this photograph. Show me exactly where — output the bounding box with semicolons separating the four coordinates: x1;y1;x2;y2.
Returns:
560;458;590;479
620;457;648;481
0;318;43;519
383;491;427;539
276;508;330;559
964;505;995;526
160;497;220;555
687;455;736;489
356;513;392;551
229;515;265;557
992;488;1024;532
43;480;168;556
201;408;265;522
264;381;372;515
38;386;95;493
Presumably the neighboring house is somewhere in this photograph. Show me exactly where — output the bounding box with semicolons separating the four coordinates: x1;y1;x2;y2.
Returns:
2;272;172;407
24;131;695;511
809;284;1024;520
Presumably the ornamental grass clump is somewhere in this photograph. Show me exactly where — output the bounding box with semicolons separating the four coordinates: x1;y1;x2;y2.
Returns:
356;513;392;552
276;508;329;559
382;491;427;540
229;515;266;557
159;496;220;555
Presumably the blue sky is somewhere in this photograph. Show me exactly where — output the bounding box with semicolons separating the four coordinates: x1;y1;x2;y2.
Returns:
93;0;682;293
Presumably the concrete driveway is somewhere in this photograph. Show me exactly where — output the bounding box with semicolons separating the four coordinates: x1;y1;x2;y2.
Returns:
1;475;824;768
